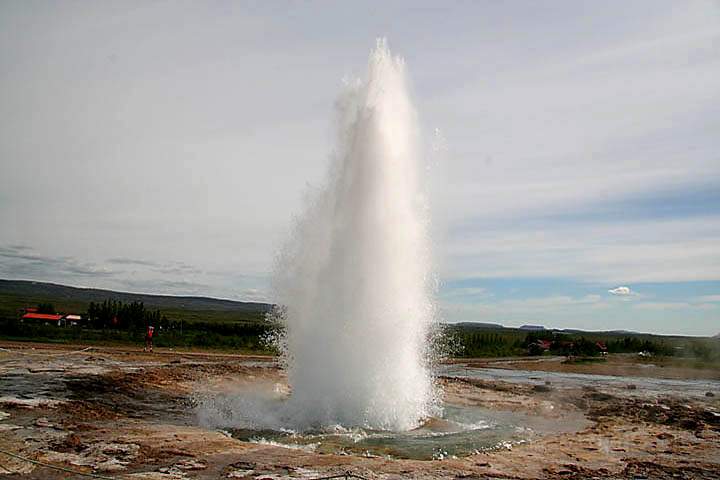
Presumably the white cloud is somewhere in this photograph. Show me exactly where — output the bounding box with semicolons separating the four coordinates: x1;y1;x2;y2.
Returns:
608;286;634;296
434;41;719;229
0;0;718;338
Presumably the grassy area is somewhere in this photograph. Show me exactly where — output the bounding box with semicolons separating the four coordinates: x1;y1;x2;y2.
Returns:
0;292;267;325
1;279;718;361
445;324;720;364
0;319;275;353
0;280;274;352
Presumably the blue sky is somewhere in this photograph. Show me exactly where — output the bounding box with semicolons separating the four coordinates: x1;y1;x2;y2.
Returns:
1;1;719;335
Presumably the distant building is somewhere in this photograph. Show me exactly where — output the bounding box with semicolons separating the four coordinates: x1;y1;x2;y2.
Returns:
519;324;546;331
21;313;64;326
528;339;553;355
17;306;38;316
21;312;83;327
538;340;552;350
63;314;82;327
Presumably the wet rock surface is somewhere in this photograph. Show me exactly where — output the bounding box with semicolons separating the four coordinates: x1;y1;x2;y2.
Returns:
0;342;718;479
587;395;720;432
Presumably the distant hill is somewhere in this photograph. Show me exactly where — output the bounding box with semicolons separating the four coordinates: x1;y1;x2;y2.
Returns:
449;322;653;338
519;324;546;331
453;322;506;330
0;279;272;323
0;279;272;312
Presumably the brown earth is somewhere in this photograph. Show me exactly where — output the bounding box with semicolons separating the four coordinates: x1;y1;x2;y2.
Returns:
0;342;718;479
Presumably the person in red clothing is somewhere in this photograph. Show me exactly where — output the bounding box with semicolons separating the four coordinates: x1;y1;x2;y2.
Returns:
144;325;155;353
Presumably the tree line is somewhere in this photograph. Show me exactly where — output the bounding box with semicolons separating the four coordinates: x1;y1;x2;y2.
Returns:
450;328;681;358
86;299;162;331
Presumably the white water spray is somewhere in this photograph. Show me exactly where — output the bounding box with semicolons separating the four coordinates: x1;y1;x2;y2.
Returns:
198;40;438;433
271;39;438;431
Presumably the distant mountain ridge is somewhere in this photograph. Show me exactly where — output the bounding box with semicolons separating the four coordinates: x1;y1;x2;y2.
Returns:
453;322;506;330
519;324;546;331
0;279;272;313
451;321;649;336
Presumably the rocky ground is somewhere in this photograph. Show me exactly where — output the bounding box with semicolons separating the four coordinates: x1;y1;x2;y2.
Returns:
0;342;718;479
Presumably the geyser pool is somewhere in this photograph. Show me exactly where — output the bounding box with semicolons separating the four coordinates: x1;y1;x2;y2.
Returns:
199;40;439;432
230;405;535;460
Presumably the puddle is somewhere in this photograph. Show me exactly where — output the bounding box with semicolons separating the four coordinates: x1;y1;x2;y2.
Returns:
0;372;70;404
62;374;193;423
0;359;191;423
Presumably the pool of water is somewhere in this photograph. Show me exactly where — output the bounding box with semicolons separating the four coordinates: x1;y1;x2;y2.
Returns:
230;404;576;460
440;365;720;398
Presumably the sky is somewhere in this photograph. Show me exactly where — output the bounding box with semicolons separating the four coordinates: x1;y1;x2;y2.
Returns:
1;1;719;335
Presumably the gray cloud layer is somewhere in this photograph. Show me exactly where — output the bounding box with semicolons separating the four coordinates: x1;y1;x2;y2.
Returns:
1;1;718;332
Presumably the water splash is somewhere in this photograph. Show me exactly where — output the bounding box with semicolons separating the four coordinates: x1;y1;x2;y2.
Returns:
198;40;439;433
271;39;438;431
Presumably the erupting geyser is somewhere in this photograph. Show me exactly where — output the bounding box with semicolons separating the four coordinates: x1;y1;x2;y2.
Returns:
198;40;439;433
272;39;439;431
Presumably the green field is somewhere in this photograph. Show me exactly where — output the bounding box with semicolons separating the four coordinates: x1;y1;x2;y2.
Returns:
446;323;720;365
0;279;273;352
1;279;718;362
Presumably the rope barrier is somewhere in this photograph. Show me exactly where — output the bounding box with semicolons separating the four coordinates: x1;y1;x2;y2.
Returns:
0;448;116;479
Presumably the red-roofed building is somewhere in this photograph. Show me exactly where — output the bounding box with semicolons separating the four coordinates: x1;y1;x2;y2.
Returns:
538;340;553;351
21;313;64;325
528;339;553;355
